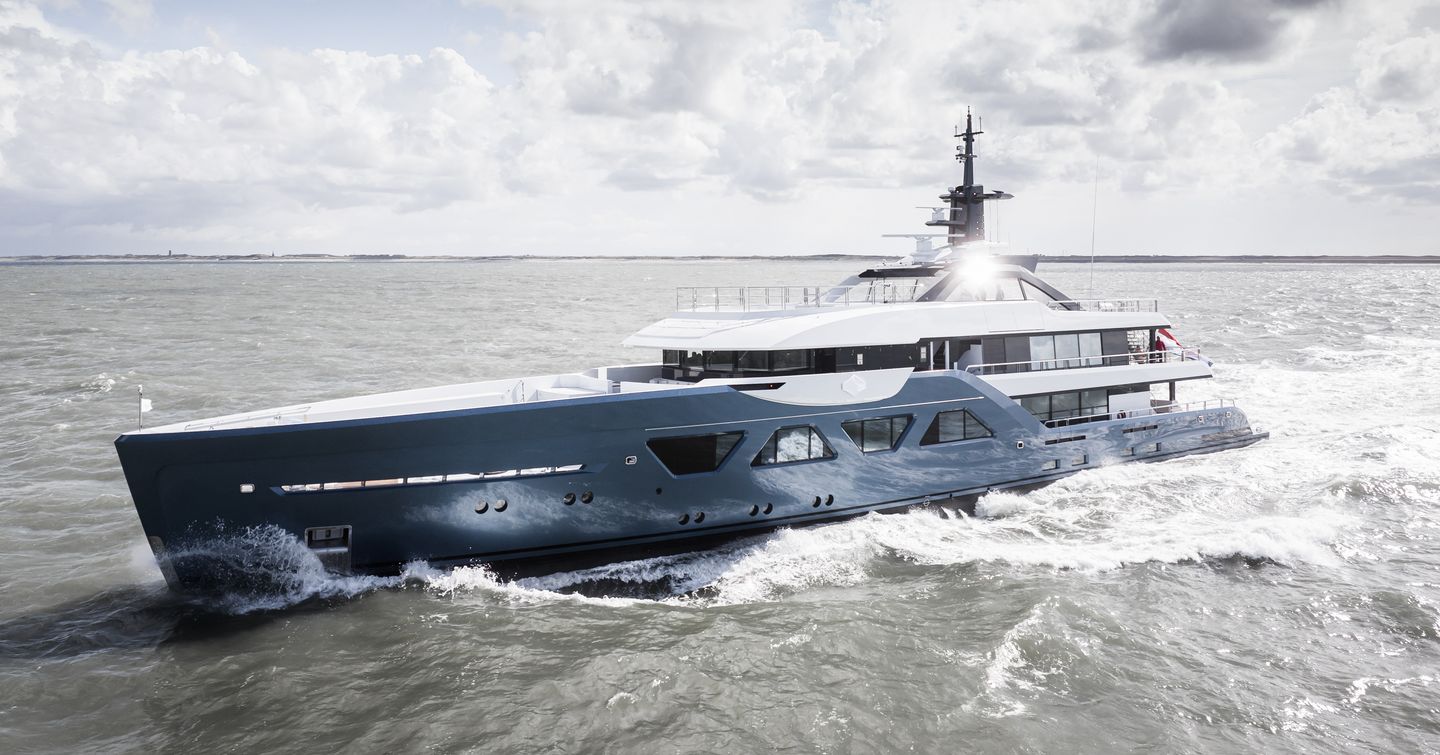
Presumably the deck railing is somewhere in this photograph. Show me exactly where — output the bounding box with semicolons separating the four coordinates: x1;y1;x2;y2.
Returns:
967;348;1205;375
1042;398;1235;428
1045;299;1159;312
673;289;1163;314
675;282;929;312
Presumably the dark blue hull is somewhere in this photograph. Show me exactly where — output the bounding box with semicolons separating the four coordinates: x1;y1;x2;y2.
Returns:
115;371;1266;590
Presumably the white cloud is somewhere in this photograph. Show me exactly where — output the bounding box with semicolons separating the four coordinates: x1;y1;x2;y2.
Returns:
0;4;504;236
0;0;1435;254
1261;20;1440;202
100;0;151;31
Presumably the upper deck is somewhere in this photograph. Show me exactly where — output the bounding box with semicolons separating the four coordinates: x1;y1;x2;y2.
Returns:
673;283;1160;315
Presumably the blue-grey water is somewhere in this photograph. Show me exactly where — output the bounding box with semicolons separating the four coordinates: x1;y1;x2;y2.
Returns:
1;259;1437;753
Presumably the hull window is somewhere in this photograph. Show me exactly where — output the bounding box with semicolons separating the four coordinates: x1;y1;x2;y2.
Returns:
647;432;745;476
920;409;993;446
753;426;836;467
841;415;912;453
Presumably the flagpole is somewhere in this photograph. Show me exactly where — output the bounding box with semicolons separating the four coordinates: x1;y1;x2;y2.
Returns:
138;385;144;430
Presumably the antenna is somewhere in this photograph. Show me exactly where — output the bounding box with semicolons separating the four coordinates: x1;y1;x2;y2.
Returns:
1088;154;1099;297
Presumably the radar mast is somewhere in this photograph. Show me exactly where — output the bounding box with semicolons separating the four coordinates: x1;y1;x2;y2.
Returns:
925;109;1013;249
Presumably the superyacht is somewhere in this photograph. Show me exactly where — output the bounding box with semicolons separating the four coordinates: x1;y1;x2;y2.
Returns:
115;114;1268;589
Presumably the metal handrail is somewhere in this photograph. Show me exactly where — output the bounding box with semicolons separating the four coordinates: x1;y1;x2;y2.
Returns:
1042;398;1235;428
967;348;1204;375
674;282;931;312
1045;299;1159;312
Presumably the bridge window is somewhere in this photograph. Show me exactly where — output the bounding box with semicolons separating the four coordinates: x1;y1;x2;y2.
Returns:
753;426;835;466
771;349;812;372
920;409;993;445
738;351;769;371
842;415;912;453
647;432;744;476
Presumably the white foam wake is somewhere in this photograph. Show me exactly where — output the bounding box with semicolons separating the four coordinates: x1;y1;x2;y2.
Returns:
166;451;1356;614
161;525;401;614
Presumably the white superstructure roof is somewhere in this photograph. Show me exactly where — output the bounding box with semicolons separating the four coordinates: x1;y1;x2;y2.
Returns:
623;299;1170;351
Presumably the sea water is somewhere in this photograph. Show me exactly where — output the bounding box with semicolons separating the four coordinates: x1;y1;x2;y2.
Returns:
0;259;1437;752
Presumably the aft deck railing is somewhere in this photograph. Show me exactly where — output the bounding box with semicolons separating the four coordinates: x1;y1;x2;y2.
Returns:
966;348;1204;375
675;282;929;312
1045;299;1159;312
1042;398;1235;428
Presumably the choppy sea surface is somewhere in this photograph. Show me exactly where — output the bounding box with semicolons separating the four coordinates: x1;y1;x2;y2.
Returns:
1;259;1438;753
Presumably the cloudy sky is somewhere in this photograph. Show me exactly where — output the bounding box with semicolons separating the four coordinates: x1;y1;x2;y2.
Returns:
1;0;1437;256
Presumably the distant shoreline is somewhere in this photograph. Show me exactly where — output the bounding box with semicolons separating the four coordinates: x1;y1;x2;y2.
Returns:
2;253;1439;265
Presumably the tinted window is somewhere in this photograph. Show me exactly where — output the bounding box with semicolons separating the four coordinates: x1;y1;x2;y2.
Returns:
1054;334;1080;368
1079;333;1103;366
1052;391;1080;418
920;409;993;445
1003;336;1030;371
738;351;768;371
1101;330;1129;366
753;426;835;466
647;432;744;475
772;350;810;372
842;415;911;453
706;351;735;371
1020;395;1050;418
1030;336;1056;370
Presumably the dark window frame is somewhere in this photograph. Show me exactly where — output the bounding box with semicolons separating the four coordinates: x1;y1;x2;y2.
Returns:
752;425;838;467
919;408;994;446
841;414;913;454
646;431;746;477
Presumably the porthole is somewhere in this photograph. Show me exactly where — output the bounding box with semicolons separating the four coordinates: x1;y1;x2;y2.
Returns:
749;505;760;517
763;503;773;514
694;512;706;524
656;487;663;495
825;494;834;506
239;483;255;494
495;499;508;512
678;513;690;525
812;496;822;508
580;491;594;504
475;501;489;514
563;492;576;505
